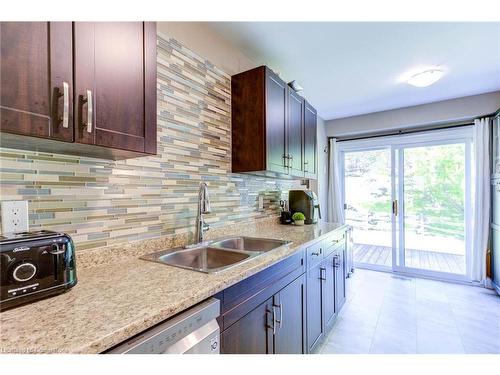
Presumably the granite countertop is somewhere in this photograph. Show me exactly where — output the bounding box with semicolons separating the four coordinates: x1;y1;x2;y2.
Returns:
0;220;348;354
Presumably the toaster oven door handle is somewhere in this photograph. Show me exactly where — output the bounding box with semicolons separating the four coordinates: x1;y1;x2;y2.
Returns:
316;204;321;220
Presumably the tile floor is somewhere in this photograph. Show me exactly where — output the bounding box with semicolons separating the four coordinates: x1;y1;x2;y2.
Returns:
317;269;500;354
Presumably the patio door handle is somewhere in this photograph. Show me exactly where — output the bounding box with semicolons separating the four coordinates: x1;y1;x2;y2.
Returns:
392;200;398;216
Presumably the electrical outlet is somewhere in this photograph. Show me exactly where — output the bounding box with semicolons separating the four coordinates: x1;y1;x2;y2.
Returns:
1;200;29;234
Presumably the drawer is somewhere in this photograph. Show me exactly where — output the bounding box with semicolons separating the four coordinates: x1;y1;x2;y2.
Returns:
323;231;346;257
306;240;324;269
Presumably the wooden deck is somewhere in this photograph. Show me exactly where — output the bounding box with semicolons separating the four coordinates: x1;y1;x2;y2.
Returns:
353;243;466;274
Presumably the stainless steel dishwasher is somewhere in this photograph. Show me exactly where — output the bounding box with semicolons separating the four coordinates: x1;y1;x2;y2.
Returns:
108;298;220;354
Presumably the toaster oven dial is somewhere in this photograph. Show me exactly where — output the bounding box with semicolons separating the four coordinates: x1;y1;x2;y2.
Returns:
12;262;37;283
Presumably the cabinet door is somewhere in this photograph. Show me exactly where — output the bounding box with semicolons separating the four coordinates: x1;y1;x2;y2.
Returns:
322;255;336;328
287;88;303;176
266;69;287;174
0;22;73;141
334;250;346;312
304;101;317;177
306;262;323;352
74;22;156;154
220;298;273;354
273;274;306;354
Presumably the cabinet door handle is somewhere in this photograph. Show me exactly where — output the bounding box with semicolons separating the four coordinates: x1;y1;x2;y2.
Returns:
86;89;93;133
266;308;276;335
62;81;69;128
320;266;326;280
81;89;93;133
272;306;277;335
273;302;283;331
333;255;340;268
278;302;283;329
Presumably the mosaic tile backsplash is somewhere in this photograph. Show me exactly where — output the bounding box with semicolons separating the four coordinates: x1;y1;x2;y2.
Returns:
0;33;302;251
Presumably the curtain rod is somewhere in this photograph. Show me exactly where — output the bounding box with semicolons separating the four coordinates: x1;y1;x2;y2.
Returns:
332;119;475;142
329;108;500;143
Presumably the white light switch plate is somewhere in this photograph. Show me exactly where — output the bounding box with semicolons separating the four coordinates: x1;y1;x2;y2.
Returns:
1;200;29;234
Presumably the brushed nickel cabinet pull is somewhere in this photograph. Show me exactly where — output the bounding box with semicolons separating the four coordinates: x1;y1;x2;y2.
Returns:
266;308;275;335
62;82;69;128
85;89;93;133
272;306;277;335
277;302;283;329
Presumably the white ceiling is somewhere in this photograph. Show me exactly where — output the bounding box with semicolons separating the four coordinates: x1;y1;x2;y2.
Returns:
207;22;500;120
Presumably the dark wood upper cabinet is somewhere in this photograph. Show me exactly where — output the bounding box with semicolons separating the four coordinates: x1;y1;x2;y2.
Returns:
0;22;157;159
232;66;286;174
304;101;317;178
0;22;73;142
266;70;288;174
74;22;157;155
287;88;304;176
231;65;317;179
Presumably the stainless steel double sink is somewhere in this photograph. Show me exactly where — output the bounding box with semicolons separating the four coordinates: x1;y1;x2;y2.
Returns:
141;236;290;273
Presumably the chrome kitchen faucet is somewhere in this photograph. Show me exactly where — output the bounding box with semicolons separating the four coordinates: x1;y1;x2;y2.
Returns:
195;181;211;243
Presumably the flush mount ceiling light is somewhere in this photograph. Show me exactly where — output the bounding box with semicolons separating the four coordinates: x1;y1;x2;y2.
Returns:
406;68;444;87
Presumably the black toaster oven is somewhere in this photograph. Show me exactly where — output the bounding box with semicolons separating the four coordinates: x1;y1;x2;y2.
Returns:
0;230;77;311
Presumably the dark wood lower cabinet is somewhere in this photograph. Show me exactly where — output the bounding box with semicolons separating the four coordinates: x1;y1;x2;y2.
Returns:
219;230;348;354
220;298;273;354
323;253;336;329
221;274;306;354
273;274;306;354
306;262;323;352
335;249;347;312
306;237;348;352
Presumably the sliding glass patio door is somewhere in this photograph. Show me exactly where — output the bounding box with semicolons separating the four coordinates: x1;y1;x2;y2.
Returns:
343;148;394;270
394;141;471;279
340;128;472;281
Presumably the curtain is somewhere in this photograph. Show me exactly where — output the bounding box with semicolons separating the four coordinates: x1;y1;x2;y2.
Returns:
471;117;491;283
327;138;345;223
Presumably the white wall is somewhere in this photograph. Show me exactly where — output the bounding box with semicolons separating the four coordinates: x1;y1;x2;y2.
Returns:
157;22;257;76
326;91;500;137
